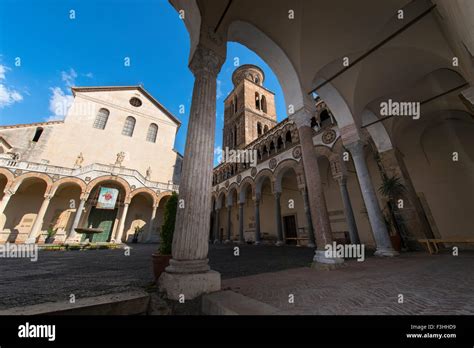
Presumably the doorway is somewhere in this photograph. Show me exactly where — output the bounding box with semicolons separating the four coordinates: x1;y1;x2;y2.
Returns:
283;215;297;245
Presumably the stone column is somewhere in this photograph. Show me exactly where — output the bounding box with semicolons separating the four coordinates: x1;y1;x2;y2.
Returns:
346;140;397;256
291;107;343;266
300;187;316;247
213;208;220;243
225;205;231;243
66;197;87;243
274;192;284;246
159;43;224;300
0;190;14;216
114;203;129;244
254;198;261;245
25;194;52;244
336;176;360;244
378;148;434;250
144;204;158;243
238;202;245;243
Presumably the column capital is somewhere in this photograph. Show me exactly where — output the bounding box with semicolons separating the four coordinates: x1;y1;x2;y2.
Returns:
189;44;225;78
44;193;53;200
345;140;366;158
274;191;282;199
290;105;314;128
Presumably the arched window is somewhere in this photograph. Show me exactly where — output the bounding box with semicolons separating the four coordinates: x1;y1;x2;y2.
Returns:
285;130;292;143
146;123;158;143
233;125;237;147
32;127;44;142
261;95;267;113
233;95;238;114
122;116;136;137
257;122;262;136
310;116;317;128
255;76;259;84
263;125;269;133
93;108;109;130
277;137;283;150
255;92;260;110
320;110;332;128
269;141;275;153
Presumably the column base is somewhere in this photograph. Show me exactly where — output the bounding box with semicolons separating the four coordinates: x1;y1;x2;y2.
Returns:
158;270;221;300
374;248;399;257
275;240;284;246
311;250;345;270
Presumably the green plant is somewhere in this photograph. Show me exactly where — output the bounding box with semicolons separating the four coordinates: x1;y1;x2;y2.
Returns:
159;192;178;255
47;227;57;238
378;175;406;200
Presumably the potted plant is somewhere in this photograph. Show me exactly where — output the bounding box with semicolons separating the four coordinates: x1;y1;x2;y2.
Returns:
132;225;143;243
152;192;178;280
378;175;407;252
45;227;57;244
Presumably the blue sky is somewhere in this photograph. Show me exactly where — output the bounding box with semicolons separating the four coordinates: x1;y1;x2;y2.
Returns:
0;0;286;165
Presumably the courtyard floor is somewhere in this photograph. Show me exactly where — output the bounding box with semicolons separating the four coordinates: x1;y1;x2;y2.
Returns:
0;243;472;314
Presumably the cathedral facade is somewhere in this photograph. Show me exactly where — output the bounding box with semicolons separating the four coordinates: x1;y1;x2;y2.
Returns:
0;86;181;244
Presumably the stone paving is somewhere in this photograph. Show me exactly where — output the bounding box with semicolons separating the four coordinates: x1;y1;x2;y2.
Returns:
0;244;313;309
222;251;474;315
0;243;472;314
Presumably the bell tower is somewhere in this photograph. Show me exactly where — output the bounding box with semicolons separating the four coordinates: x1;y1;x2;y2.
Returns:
222;65;277;150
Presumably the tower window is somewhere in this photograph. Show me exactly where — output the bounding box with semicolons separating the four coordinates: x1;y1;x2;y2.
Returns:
146;123;158;143
255;92;260;110
93;108;109;130
255;76;259;84
263;125;269;133
32;127;44;142
122;116;136;137
285;130;292;143
233;96;238;114
261;95;267;113
257;122;262;136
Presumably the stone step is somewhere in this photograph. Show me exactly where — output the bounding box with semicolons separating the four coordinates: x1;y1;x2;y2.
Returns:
202;290;285;315
0;290;150;315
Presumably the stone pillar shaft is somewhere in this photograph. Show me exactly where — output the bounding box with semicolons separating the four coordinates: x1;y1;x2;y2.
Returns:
167;44;224;273
213;208;220;242
254;199;261;244
66;198;87;242
226;205;231;242
337;177;360;244
238;202;244;243
298;125;333;248
347;141;397;256
274;192;284;245
145;205;158;242
26;195;52;243
115;203;129;243
301;188;316;247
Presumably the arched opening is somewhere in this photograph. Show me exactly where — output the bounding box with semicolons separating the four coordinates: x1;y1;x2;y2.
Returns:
3;178;48;243
277;136;283;150
261;95;267;113
255;92;260;110
122;116;136;137
320;109;332;128
125;192;154;243
263;125;269;133
257;122;262;136
146;123;159;143
285;130;292;144
93;108;109;130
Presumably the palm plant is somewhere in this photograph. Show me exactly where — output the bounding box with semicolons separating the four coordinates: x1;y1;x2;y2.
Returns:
378;175;406;200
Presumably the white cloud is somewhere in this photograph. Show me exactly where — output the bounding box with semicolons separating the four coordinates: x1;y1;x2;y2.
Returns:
61;68;77;87
47;87;73;121
214;145;223;163
0;64;23;109
216;79;223;100
84;72;93;78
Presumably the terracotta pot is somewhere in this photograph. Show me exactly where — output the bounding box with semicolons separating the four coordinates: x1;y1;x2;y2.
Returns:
152;253;171;280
